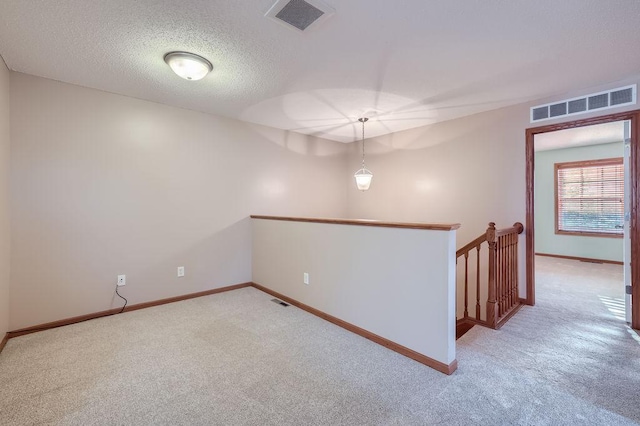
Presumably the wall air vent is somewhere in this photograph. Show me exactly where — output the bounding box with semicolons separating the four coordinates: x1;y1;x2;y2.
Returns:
265;0;335;32
530;84;636;123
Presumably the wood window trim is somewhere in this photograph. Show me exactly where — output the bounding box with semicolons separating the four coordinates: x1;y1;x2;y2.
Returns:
555;230;623;239
554;157;624;239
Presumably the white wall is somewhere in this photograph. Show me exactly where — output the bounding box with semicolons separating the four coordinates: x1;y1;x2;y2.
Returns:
346;105;529;244
252;218;457;368
535;142;624;262
9;73;348;330
0;58;9;337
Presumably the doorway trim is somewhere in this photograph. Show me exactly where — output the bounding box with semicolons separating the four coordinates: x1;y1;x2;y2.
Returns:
525;110;640;330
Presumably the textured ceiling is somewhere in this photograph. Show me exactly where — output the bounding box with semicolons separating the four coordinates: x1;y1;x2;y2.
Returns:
1;1;640;142
535;121;626;152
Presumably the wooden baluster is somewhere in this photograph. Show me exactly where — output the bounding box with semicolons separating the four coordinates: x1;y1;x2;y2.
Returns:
504;234;508;313
486;222;498;328
515;233;519;306
513;229;519;307
507;235;512;310
476;244;481;320
511;233;518;306
506;235;509;315
512;231;520;306
511;233;516;309
504;235;508;314
505;235;509;312
496;235;500;319
496;237;502;318
496;236;500;318
502;235;507;315
509;233;513;310
506;233;511;311
498;235;503;317
502;235;506;314
510;233;514;310
501;235;504;315
464;252;469;319
512;233;516;308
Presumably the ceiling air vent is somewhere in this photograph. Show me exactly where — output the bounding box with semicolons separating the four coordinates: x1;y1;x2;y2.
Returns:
532;106;549;121
549;102;567;117
588;93;609;110
530;84;636;123
266;0;335;32
568;98;587;114
611;87;634;106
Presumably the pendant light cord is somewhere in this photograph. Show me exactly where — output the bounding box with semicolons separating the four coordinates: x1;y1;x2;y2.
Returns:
360;117;368;168
361;119;365;168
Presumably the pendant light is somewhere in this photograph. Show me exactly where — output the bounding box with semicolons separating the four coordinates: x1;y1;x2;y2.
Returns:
354;117;373;191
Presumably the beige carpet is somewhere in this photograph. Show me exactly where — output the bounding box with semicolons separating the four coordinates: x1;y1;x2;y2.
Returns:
1;256;639;425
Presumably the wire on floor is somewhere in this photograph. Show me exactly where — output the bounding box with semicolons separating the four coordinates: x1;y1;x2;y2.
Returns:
115;284;128;313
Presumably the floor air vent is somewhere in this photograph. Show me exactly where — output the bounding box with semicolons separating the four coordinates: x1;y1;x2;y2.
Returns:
271;298;290;307
265;0;335;32
530;85;636;123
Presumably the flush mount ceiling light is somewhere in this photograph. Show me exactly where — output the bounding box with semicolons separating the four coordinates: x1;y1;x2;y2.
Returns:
354;117;373;191
164;51;213;81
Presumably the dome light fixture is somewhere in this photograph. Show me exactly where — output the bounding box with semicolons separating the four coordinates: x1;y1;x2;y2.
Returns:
354;117;373;191
164;51;213;81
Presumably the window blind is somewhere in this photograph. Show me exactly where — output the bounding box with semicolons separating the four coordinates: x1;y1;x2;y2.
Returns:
556;158;624;235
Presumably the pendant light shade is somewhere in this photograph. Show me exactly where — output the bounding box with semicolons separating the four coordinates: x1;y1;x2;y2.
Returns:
354;117;373;191
354;168;373;191
164;51;213;81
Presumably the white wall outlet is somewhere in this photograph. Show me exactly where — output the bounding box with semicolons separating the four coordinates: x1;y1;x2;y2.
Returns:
117;275;126;286
177;266;185;277
303;272;309;285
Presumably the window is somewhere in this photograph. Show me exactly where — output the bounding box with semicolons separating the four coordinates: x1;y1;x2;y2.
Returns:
555;158;624;238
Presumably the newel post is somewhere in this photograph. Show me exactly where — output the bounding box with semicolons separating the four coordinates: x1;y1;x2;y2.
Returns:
486;222;498;329
514;222;524;235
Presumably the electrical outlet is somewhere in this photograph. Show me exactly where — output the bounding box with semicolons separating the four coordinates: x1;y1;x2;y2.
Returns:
177;266;185;277
303;272;309;285
117;275;126;286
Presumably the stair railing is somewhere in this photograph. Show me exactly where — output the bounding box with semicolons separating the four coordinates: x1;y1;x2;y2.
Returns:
456;222;524;330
